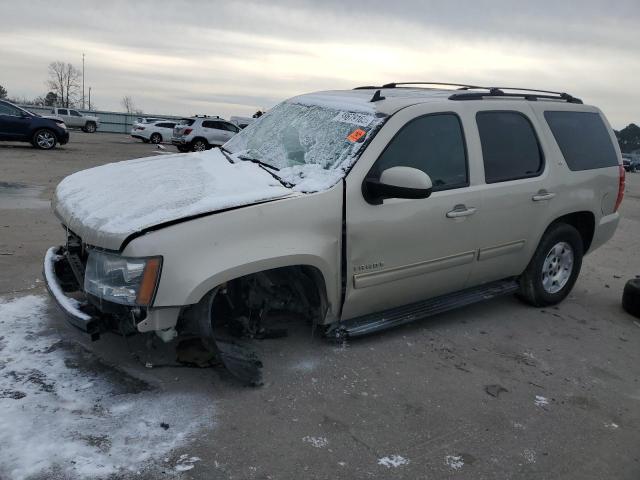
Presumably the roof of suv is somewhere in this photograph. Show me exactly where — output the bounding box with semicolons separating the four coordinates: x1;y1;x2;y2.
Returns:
290;83;587;116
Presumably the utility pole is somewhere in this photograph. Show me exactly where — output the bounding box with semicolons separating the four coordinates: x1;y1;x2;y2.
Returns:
82;53;85;110
88;87;92;110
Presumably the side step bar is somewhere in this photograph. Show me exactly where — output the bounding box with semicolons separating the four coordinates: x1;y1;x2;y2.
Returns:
328;279;519;340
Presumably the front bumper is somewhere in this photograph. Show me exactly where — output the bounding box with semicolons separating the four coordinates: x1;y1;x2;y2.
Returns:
58;130;70;145
43;246;103;340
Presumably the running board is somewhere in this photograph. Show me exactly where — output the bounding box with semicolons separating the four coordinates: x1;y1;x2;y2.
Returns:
328;279;519;340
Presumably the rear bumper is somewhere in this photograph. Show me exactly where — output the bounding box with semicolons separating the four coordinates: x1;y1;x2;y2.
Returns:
43;246;102;340
172;137;189;146
131;134;146;140
589;212;620;253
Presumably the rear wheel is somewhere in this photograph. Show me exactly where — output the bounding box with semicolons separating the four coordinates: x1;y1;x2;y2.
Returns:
83;122;97;133
32;129;57;150
191;139;208;152
177;145;190;153
517;223;583;307
150;132;162;144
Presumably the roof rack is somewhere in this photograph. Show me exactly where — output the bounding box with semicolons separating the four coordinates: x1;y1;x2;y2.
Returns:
354;82;483;90
449;87;583;104
353;82;583;104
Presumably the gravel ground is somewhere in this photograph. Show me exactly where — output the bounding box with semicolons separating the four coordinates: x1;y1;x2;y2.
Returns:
0;132;639;479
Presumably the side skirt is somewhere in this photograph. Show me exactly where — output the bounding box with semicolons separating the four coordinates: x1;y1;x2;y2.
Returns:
327;279;519;340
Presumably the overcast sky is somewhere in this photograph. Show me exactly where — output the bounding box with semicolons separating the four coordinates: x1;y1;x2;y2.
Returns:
0;0;638;127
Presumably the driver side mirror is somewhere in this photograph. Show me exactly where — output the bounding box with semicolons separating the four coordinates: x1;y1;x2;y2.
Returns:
363;166;433;205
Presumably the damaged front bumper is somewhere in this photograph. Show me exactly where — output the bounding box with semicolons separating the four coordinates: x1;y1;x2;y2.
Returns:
43;246;105;340
44;246;180;341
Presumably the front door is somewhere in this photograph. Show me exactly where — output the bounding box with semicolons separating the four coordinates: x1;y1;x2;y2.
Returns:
69;110;84;127
0;102;31;140
342;107;482;320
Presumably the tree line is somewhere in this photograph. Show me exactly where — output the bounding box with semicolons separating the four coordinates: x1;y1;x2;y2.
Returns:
0;60;140;113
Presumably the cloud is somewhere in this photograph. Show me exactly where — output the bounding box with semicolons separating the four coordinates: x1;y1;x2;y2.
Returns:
0;0;637;126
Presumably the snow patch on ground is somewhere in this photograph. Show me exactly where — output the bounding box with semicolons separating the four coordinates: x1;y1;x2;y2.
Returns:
604;422;619;429
534;395;549;407
302;436;329;448
445;455;464;470
0;295;213;480
523;449;536;464
378;455;409;468
174;454;201;472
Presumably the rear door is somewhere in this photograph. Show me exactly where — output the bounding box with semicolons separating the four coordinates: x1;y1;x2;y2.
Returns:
57;108;71;125
465;105;552;286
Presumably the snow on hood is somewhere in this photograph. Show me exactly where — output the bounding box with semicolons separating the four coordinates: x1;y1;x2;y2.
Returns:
53;149;296;250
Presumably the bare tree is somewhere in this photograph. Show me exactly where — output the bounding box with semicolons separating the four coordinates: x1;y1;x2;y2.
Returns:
47;61;80;108
121;95;137;113
0;84;7;99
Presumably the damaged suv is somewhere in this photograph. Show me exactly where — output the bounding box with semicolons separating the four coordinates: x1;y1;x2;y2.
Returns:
44;83;624;385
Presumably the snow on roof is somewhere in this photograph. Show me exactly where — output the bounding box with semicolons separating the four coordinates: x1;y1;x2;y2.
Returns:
289;87;460;115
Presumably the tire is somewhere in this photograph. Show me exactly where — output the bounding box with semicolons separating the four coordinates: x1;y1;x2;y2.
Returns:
191;139;208;152
150;133;162;144
517;223;584;307
177;145;190;153
622;279;640;318
84;122;96;133
32;129;58;150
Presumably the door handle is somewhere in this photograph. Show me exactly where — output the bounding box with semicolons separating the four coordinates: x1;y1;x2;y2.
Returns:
532;191;556;202
446;205;477;218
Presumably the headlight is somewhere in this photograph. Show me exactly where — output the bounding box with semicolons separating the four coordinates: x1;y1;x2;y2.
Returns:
84;250;162;306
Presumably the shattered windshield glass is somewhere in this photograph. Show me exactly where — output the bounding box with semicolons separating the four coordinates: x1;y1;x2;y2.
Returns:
224;100;386;175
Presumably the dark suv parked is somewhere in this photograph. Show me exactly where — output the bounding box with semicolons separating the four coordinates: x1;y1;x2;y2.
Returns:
0;100;69;149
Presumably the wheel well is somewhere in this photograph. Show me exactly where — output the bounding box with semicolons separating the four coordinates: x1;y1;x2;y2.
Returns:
191;137;208;144
550;211;595;252
181;265;330;335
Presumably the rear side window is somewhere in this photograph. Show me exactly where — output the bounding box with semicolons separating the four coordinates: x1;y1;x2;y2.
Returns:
58;109;68;115
544;111;618;170
202;120;220;129
371;113;468;191
477;111;543;183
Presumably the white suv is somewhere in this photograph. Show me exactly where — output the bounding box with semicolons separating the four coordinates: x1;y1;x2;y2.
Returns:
171;116;240;152
44;83;624;385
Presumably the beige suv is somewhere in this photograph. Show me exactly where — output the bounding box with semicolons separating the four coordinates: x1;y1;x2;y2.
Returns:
44;83;624;384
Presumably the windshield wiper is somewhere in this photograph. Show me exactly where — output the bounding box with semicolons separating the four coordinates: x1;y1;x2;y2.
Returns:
219;146;292;188
238;155;280;172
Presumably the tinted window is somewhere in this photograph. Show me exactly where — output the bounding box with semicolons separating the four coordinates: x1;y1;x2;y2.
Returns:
202;120;223;129
156;122;172;128
70;110;81;117
371;113;468;191
544;111;618;170
58;109;68;115
0;102;21;116
477;111;543;183
178;118;194;126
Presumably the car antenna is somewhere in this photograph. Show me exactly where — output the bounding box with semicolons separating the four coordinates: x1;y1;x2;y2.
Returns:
370;89;385;102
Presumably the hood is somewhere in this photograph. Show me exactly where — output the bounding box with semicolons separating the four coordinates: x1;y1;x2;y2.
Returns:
53;149;297;250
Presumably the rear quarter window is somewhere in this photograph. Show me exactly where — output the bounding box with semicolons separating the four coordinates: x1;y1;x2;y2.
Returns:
544;111;618;171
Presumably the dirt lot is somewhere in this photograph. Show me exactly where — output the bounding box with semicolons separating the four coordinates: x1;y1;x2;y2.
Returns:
1;132;639;479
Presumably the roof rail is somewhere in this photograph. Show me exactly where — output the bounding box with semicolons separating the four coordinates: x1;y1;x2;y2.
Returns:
354;82;483;90
449;87;583;104
354;82;582;104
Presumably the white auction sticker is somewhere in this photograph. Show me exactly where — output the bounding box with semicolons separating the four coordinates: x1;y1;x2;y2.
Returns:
332;111;374;127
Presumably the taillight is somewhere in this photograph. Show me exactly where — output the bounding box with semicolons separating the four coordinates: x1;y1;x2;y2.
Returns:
184;128;193;135
615;164;625;212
